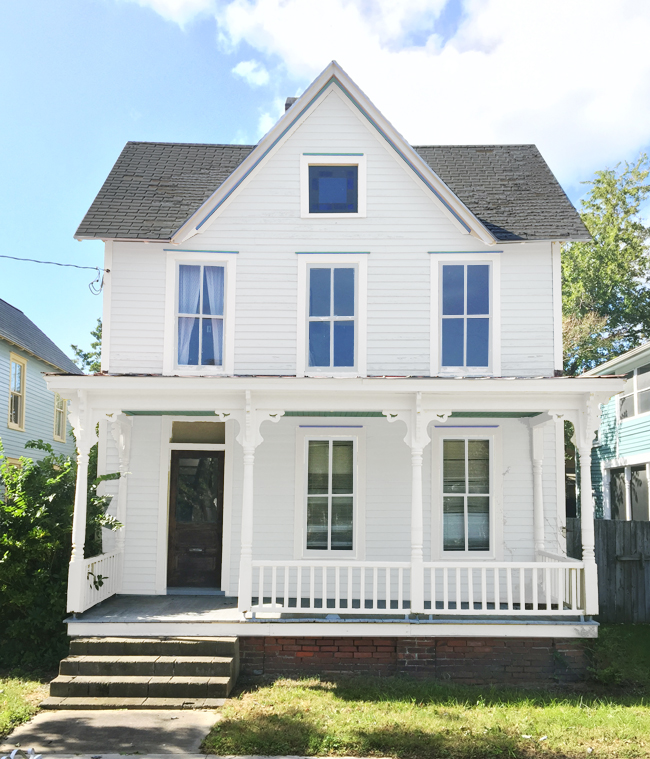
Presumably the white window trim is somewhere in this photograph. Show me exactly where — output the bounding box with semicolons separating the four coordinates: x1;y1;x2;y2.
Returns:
293;425;366;560
8;352;27;431
53;393;67;442
300;153;367;219
617;367;650;423
430;426;503;560
163;251;236;375
296;253;368;377
430;253;501;376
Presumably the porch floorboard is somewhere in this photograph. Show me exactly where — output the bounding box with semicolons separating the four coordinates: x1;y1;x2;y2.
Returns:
67;594;240;623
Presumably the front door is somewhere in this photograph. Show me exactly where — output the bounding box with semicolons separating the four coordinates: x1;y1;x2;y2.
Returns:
167;451;224;588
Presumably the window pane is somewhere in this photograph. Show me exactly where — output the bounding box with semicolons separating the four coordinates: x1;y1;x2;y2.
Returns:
307;497;329;549
467;497;490;550
639;389;650;415
442;265;464;315
334;268;354;316
179;265;201;314
332;441;353;493
331;497;353;549
610;468;626;520
620;394;635;420
468;440;489;493
178;317;199;365
638;364;650;391
467;265;489;315
309;166;358;213
309;268;331;317
10;394;21;425
333;321;354;367
11;362;22;393
203;266;224;316
309;321;330;367
466;318;489;367
308;440;329;494
631;465;649;521
443;440;466;493
442;319;464;366
201;319;223;366
443;497;465;551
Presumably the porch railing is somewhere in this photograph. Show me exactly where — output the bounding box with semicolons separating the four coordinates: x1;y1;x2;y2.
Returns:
73;550;121;614
249;558;586;616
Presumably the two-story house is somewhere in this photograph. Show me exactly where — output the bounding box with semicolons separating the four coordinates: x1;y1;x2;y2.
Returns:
45;63;624;700
1;297;79;464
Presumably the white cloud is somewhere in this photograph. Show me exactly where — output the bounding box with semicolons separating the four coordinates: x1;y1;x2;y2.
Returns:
125;0;214;25
232;59;270;87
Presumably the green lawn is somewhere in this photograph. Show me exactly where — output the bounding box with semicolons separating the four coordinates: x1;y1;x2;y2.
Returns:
0;674;49;739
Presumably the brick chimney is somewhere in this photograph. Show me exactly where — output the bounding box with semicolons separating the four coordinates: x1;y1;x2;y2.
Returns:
285;97;298;112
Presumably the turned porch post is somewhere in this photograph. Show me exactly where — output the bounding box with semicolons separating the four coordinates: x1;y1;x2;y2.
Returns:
110;413;132;591
528;416;551;557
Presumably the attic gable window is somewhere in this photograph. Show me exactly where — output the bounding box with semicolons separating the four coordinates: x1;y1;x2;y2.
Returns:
301;154;367;218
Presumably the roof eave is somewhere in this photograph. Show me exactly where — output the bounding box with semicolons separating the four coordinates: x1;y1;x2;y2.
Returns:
0;334;82;375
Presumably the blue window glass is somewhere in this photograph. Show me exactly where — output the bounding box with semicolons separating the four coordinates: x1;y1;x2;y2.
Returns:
467;265;489;315
310;269;331;317
334;268;355;316
334;321;354;367
442;319;464;366
309;166;358;213
442;265;464;315
441;263;490;368
309;322;330;367
466;319;489;367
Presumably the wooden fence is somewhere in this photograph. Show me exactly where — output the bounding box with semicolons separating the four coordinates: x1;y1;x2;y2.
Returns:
566;518;650;623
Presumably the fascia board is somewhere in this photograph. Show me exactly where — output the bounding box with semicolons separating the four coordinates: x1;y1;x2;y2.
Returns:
171;61;496;246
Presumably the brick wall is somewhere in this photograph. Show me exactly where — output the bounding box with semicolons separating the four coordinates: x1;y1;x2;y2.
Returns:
239;636;587;684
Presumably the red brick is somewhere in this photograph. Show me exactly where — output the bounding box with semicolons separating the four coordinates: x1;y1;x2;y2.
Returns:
282;645;301;652
301;645;321;652
354;652;373;658
296;651;314;657
320;646;338;652
334;652;354;658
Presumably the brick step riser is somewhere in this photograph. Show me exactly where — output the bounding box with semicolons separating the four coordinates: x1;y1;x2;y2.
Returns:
69;640;238;658
60;660;234;678
50;680;232;699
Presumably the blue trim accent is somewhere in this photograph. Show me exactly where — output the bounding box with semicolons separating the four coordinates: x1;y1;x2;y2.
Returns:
299;425;363;428
435;425;499;428
163;249;238;254
295;251;370;255
189;76;478;236
303;152;364;156
429;251;502;255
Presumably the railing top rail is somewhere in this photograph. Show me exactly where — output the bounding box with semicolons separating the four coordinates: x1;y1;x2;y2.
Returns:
537;551;582;564
83;550;121;564
424;561;585;569
251;560;411;568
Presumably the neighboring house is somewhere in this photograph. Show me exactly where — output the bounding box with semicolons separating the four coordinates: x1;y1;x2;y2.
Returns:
46;62;624;688
585;342;650;521
0;297;80;464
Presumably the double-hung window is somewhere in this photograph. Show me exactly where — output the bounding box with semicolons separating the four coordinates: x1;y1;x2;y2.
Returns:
308;267;355;369
441;264;490;369
53;393;66;442
177;264;224;367
619;363;650;420
8;354;26;430
442;438;490;552
306;439;354;551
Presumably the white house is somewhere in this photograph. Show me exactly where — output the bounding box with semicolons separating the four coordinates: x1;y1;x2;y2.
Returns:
46;63;624;686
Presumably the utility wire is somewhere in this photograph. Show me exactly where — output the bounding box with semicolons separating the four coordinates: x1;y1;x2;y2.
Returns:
0;254;109;294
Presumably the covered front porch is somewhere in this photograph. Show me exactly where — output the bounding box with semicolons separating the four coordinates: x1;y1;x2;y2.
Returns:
46;374;623;637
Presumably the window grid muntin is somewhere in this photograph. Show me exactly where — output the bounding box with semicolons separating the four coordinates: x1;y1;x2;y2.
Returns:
440;263;491;369
442;437;491;552
8;356;26;429
54;393;66;441
306;437;355;552
307;266;356;370
176;263;225;368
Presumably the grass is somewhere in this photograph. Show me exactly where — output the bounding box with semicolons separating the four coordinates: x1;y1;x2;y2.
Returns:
0;673;50;739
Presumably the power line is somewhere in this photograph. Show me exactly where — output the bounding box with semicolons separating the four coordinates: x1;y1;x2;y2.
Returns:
0;254;109;294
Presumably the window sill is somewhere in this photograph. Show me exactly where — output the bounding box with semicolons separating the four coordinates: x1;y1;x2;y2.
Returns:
7;422;25;432
53;436;66;443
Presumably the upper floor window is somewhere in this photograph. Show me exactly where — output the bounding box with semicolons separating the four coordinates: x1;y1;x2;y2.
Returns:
54;393;66;442
441;263;490;369
619;363;650;420
308;266;355;369
177;264;224;367
300;154;367;218
8;353;26;431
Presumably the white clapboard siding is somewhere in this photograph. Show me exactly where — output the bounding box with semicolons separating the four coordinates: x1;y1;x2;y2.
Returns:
107;88;556;378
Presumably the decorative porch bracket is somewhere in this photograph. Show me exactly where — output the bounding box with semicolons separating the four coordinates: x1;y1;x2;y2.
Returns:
383;393;451;614
109;413;132;592
216;391;284;613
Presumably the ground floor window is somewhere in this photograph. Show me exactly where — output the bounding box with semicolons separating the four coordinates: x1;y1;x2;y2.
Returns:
610;465;650;521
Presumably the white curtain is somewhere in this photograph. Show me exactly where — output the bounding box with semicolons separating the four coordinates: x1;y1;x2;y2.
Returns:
203;266;224;315
178;266;201;364
206;319;224;366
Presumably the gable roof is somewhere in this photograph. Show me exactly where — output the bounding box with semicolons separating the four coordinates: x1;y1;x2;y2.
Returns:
0;298;83;374
582;341;650;378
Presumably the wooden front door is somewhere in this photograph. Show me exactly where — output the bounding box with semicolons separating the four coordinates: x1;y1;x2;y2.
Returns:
167;451;224;588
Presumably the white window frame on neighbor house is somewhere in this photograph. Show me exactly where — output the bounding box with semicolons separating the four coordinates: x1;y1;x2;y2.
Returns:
430;253;501;376
163;250;236;375
300;153;367;219
53;393;66;442
293;425;366;560
430;426;503;560
8;352;27;431
616;364;650;422
296;253;368;377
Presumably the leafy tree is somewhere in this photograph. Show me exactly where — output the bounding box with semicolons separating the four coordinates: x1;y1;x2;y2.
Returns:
0;440;120;668
71;318;102;374
562;155;650;376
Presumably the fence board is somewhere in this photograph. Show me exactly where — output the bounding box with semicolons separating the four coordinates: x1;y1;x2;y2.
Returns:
566;518;650;622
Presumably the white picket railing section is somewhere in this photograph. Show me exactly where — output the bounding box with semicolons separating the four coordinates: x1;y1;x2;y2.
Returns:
79;550;121;613
250;561;411;613
424;560;585;615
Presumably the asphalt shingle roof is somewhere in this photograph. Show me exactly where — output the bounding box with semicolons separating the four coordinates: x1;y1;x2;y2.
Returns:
75;141;589;243
0;299;83;374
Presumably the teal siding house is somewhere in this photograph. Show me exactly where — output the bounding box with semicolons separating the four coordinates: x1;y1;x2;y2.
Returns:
585;343;650;520
0;298;81;464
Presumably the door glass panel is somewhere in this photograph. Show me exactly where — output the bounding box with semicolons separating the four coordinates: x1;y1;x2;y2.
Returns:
331;497;353;549
307;441;329;494
307;497;329;549
331;441;353;493
443;440;465;493
468;440;489;493
175;457;220;523
443;497;465;550
467;497;490;550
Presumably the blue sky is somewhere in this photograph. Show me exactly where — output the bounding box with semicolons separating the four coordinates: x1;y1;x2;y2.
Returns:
2;0;649;360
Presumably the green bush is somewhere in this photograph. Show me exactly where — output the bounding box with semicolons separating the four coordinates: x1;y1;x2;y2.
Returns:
0;440;120;668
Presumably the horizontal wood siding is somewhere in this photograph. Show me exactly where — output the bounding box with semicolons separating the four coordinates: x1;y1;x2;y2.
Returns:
107;89;556;377
591;397;617;517
618;415;650;458
0;339;76;461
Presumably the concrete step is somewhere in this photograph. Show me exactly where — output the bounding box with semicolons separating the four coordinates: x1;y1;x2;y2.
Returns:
50;674;233;699
69;636;238;658
41;696;226;710
60;655;234;678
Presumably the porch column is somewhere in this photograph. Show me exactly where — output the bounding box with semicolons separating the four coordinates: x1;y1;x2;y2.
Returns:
217;391;283;614
528;416;551;557
110;414;132;591
384;395;451;615
67;391;95;614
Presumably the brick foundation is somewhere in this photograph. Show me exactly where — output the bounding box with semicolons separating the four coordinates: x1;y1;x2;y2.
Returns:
239;636;587;684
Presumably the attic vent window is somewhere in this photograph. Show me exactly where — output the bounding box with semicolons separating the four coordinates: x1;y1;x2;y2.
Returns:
309;166;358;213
